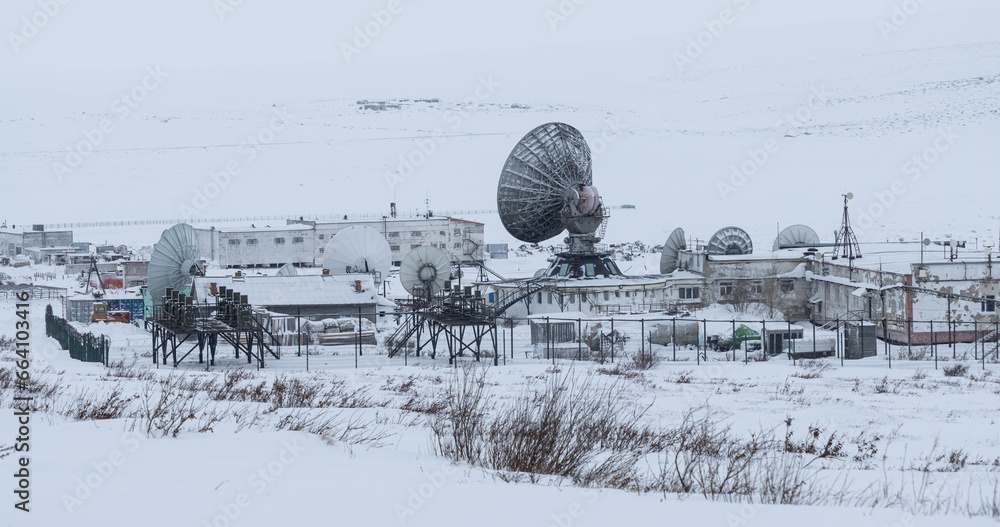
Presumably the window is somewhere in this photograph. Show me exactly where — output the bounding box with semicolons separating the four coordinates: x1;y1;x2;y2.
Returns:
679;287;700;300
558;263;570;277
584;263;596;277
388;232;399;238
719;281;734;297
390;245;400;252
319;234;325;240
440;231;446;236
292;237;304;244
581;292;588;302
780;279;794;293
603;291;609;301
411;231;422;237
246;239;257;246
411;244;420;250
537;293;542;303
568;294;575;303
983;295;996;312
751;281;763;295
548;292;553;304
274;237;285;244
318;248;325;254
440;243;447;249
454;243;461;249
228;239;240;246
454;229;461;236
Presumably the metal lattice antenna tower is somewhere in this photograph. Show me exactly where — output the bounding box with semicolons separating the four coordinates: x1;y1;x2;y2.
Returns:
832;193;862;261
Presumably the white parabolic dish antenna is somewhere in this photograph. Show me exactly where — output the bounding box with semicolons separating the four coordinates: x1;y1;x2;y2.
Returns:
707;226;753;256
399;246;450;298
497;122;598;243
659;228;687;274
148;223;201;304
322;226;391;278
772;224;821;251
276;263;298;277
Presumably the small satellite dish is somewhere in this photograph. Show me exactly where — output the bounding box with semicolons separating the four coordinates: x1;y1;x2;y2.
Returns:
276;263;298;277
707;226;753;256
323;226;391;278
399;246;451;299
148;223;202;306
497;122;595;243
773;224;820;250
659;227;687;274
923;238;931;246
845;192;854;200
985;247;992;256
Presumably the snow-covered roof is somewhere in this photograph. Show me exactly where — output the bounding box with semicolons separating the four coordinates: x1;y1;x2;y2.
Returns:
191;275;377;307
210;224;315;233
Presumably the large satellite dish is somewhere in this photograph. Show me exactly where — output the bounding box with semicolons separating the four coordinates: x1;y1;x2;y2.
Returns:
659;228;687;274
399;246;450;299
772;224;820;251
497;122;594;243
322;226;391;279
707;226;753;256
276;263;298;276
147;223;201;305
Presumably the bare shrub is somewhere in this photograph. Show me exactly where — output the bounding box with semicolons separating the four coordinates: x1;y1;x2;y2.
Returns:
274;409;390;451
791;360;833;379
132;379;218;438
596;364;641;379
400;393;448;415
782;417;844;458
432;366;662;490
672;371;695;384
873;376;904;394
629;348;661;370
430;363;490;464
656;405;768;498
105;358;155;380
61;384;137;421
943;363;969;378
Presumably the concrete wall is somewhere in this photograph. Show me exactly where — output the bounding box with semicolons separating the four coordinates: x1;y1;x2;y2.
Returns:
304;217;485;265
192;217;486;269
701;257;813;319
22;231;73;248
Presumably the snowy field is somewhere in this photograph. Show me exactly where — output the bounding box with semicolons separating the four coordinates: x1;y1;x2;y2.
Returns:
4;0;1000;525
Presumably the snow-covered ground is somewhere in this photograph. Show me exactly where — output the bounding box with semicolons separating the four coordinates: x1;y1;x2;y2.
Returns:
4;0;1000;525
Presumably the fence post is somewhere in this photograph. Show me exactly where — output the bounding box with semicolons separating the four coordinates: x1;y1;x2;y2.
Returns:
610;318;615;363
788;320;795;365
578;318;582;361
882;317;892;370
731;320;736;363
974;320;979;361
931;320;936;370
672;318;676;362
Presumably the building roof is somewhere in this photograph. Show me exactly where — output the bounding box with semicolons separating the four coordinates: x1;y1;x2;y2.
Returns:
208;224;315;234
191;274;378;307
705;241;992;276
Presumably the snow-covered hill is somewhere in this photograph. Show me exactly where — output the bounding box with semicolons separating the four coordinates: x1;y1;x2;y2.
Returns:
2;0;998;249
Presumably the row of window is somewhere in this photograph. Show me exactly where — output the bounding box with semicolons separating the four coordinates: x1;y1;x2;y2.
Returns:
386;229;463;238
227;237;304;246
527;289;659;304
717;280;795;296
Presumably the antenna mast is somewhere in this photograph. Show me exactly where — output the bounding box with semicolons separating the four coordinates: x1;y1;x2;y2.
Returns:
832;193;862;261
